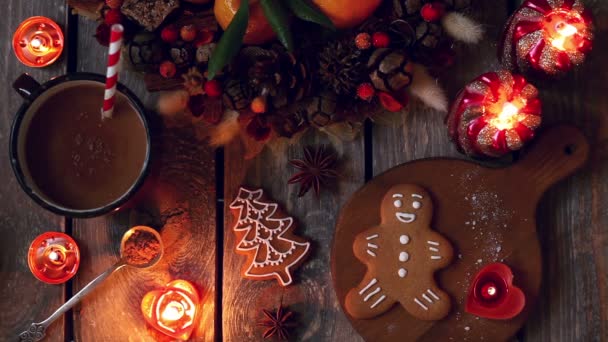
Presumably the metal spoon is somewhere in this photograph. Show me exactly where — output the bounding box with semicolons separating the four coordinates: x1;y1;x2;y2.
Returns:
18;226;163;342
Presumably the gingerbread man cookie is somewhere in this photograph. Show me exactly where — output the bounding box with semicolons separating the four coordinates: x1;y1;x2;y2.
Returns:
345;184;454;321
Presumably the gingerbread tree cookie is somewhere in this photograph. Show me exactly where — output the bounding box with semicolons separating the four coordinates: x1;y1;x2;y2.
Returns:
229;187;311;286
345;184;454;321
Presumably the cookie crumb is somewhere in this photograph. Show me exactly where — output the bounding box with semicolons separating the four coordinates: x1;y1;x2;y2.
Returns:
496;246;502;253
464;326;471;331
476;259;482;264
458;254;463;259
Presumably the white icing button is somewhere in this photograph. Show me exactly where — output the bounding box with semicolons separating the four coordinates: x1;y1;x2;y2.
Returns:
398;268;407;278
399;252;409;262
393;199;403;208
412;201;421;209
399;235;410;245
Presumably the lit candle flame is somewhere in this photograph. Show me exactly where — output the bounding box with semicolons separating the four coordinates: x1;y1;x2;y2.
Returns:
48;250;59;261
161;301;185;322
491;102;522;130
30;38;42;49
487;286;497;296
551;22;578;50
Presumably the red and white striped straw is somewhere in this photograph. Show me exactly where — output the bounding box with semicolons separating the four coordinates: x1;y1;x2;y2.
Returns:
101;24;124;119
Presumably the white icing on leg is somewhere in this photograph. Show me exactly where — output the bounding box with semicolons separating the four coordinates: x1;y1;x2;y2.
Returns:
414;298;429;310
367;243;378;249
366;234;379;240
359;278;377;295
429;247;439;252
427;240;439;246
422;293;433;303
431;256;442;260
364;287;381;302
370;295;387;309
367;250;376;257
427;289;440;300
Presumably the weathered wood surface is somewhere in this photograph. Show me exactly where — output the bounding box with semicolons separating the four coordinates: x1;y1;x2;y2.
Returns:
521;1;608;341
0;2;68;341
69;17;216;342
223;134;365;341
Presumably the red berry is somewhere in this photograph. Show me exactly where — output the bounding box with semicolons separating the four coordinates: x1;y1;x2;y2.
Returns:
204;79;222;97
94;23;111;46
378;92;405;112
355;32;372;50
105;0;123;9
161;25;179;43
421;2;446;22
372;32;390;48
180;25;197;42
195;29;215;47
159;61;177;78
357;83;375;101
104;9;122;25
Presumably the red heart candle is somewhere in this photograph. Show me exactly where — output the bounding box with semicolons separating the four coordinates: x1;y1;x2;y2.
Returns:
465;263;526;320
141;280;200;340
447;70;542;158
499;0;593;77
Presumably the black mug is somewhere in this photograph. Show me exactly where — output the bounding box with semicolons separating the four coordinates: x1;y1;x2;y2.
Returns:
10;73;152;218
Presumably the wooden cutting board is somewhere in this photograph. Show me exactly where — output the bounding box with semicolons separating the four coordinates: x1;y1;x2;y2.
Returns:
331;125;589;341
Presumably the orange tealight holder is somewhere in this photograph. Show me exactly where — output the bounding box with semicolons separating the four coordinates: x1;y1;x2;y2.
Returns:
13;16;64;68
28;232;80;284
141;280;200;340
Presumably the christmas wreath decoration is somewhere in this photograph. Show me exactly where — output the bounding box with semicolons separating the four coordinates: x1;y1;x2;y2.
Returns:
69;0;483;158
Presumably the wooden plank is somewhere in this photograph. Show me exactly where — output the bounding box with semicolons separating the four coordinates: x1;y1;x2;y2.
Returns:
521;1;608;340
223;134;365;341
70;17;216;341
0;3;68;341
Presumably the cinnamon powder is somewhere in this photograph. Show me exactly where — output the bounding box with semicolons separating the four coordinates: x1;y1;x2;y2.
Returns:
123;229;161;266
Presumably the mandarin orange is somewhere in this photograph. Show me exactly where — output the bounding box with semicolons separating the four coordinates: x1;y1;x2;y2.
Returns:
312;0;382;29
214;0;276;45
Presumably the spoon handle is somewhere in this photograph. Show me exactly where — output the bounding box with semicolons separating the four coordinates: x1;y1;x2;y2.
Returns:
18;261;126;342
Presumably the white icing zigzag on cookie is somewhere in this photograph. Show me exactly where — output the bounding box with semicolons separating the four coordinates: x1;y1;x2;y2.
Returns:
229;187;310;286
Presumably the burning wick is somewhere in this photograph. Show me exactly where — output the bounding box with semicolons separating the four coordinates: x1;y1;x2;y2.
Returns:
480;282;499;301
161;301;186;322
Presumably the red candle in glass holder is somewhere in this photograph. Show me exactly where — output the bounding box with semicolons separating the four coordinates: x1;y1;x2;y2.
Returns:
28;232;80;284
141;279;200;340
500;0;593;77
13;16;64;68
465;263;526;320
447;70;542;158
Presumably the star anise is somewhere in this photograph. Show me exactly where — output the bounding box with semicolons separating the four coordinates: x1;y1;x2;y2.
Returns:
288;146;339;197
257;306;296;340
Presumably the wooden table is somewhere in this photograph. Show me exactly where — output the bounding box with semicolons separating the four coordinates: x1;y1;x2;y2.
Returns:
1;1;606;341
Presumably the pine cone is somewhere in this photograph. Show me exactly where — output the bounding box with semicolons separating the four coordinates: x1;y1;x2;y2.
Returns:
368;49;414;93
318;39;367;97
272;102;310;138
227;45;311;111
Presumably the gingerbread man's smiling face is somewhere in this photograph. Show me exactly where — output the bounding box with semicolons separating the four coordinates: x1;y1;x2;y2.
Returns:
381;185;433;226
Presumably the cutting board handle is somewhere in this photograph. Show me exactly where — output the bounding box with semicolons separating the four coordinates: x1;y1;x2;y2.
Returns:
511;125;589;196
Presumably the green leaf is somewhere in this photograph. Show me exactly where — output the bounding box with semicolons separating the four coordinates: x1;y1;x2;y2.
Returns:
260;0;294;51
207;0;250;80
286;0;335;30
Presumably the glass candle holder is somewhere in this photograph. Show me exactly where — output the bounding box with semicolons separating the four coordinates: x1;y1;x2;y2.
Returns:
28;232;80;284
13;16;64;68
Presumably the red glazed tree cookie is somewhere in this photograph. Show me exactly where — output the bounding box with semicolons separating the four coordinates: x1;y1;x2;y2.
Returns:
229;187;311;286
345;184;454;321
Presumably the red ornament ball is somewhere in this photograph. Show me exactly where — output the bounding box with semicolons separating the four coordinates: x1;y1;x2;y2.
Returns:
420;2;446;22
105;0;123;9
94;23;111;46
159;61;177;78
356;83;375;101
180;25;197;42
355;33;372;50
104;9;123;25
372;32;390;48
161;25;179;43
204;79;222;97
